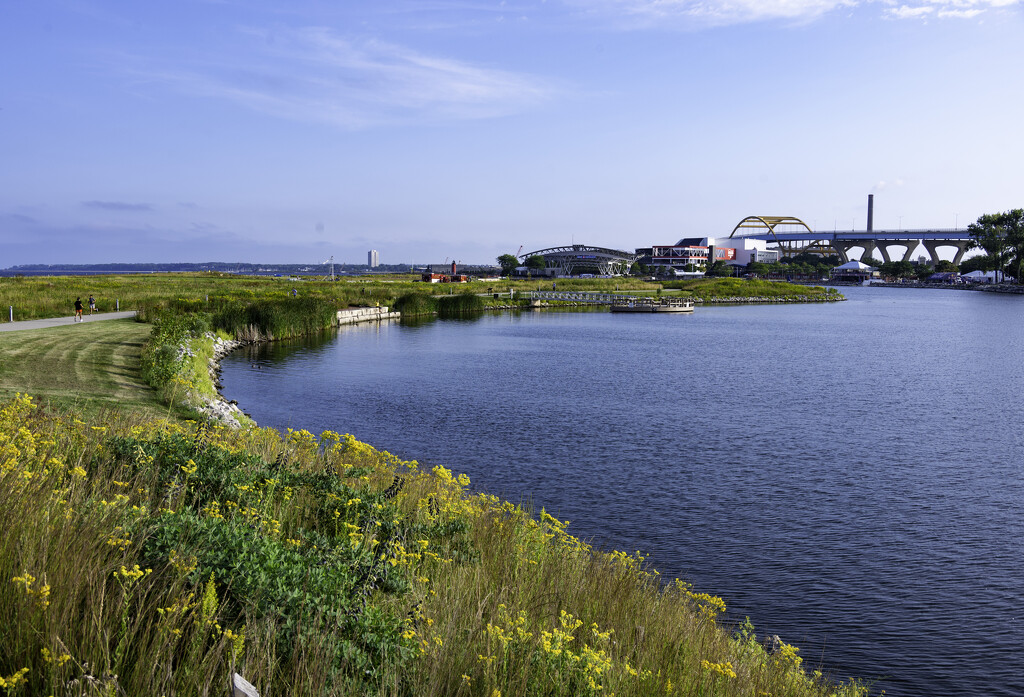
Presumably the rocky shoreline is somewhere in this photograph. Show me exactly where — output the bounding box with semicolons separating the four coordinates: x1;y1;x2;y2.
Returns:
195;334;248;428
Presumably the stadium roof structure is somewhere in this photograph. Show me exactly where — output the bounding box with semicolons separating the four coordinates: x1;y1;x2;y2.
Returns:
519;244;639;276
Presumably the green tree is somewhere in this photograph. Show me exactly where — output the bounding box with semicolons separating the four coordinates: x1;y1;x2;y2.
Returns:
959;254;992;274
704;261;732;277
968;209;1024;283
878;260;915;279
524;255;547;271
860;256;884;268
746;261;770;277
936;260;958;272
497;254;519;276
913;261;934;280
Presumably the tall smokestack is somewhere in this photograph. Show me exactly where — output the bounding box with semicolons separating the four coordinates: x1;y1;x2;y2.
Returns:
867;194;874;232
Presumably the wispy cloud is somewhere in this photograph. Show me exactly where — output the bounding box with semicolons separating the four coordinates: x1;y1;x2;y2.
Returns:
879;0;1014;19
82;201;154;212
569;0;1019;25
566;0;853;26
138;26;553;129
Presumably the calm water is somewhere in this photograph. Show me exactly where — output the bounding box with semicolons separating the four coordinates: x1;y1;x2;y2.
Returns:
220;287;1024;697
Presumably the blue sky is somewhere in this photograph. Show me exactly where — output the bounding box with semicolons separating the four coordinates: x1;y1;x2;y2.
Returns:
2;0;1022;266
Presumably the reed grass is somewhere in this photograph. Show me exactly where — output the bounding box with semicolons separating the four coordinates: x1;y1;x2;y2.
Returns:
437;293;485;318
208;296;340;341
392;292;438;316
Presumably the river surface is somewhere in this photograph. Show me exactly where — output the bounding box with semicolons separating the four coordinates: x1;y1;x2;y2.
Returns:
219;286;1024;697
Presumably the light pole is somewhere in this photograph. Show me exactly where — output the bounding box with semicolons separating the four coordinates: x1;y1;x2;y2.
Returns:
898;215;903;231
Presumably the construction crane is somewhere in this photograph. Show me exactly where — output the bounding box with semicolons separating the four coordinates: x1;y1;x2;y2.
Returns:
517;245;523;259
323;256;334;281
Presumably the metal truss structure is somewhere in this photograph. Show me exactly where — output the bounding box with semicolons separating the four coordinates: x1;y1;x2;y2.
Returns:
519;244;639;276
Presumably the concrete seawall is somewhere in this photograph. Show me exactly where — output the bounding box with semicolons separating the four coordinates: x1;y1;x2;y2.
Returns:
337;306;401;324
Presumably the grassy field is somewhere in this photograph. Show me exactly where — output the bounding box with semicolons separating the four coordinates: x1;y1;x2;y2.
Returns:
1;273;840;324
0;318;184;420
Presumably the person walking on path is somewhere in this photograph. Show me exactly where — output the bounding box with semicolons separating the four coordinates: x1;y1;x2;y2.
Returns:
73;298;83;322
88;295;96;314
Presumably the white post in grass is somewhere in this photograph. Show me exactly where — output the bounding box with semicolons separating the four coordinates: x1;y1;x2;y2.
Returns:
232;673;259;697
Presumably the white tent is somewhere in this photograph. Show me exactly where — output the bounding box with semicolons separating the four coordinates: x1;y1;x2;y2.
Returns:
963;270;1014;283
833;260;877;271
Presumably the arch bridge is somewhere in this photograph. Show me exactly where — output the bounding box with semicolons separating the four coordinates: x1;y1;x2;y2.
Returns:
519;244;639;276
729;216;973;265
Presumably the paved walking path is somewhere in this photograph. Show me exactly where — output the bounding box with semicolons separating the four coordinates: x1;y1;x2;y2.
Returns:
0;311;138;332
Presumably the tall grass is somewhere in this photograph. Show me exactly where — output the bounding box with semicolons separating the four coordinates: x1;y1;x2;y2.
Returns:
393;292;438;316
437;293;485;318
1;274;399;323
0;394;873;696
209;296;339;341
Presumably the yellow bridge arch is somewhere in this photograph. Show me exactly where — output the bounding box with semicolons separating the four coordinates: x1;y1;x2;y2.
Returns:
728;216;814;243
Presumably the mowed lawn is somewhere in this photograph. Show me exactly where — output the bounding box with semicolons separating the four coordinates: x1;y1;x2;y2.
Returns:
0;318;176;419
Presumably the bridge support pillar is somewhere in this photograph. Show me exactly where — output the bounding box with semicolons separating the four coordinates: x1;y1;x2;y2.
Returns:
950;241;971;266
901;241;921;262
923;240;972;266
858;240;878;263
876;240;919;263
831;242;854;263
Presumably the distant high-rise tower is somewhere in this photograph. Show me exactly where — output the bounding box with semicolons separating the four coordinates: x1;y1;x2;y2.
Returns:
368;250;379;268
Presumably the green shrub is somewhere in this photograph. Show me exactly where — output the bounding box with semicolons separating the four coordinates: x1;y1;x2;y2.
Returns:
140;310;212;393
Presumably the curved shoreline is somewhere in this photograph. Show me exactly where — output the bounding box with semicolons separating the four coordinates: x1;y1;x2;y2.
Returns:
200;307;403;428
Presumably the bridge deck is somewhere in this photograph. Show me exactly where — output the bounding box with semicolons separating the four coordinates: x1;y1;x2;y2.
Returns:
742;229;971;242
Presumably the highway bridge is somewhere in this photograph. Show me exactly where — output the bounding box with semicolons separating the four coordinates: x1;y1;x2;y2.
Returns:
728;216;973;264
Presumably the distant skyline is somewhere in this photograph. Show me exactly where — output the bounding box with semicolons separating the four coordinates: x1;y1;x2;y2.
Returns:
3;1;1022;266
